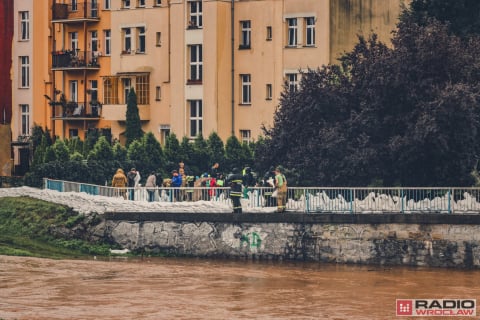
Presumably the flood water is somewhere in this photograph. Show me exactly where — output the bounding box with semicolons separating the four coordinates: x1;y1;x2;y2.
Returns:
1;255;479;320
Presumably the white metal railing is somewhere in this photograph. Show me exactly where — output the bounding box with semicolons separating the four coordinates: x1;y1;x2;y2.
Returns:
43;178;480;213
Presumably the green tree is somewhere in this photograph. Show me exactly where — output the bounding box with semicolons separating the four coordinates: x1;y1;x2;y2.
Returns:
113;142;127;163
179;136;195;172
141;132;165;174
53;140;70;163
207;132;225;167
125;88;143;146
258;9;480;186
164;133;181;172
407;0;480;38
87;136;114;162
192;134;209;174
225;136;249;172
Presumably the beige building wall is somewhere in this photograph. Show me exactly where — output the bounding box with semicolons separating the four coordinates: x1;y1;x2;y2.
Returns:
23;0;405;149
106;1;170;144
329;0;409;63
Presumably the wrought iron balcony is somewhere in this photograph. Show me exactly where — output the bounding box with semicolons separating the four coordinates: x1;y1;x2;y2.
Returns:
52;100;102;120
52;2;99;22
52;50;101;70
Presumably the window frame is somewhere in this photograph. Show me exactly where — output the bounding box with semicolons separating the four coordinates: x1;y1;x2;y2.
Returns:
240;20;251;49
287;18;298;47
266;26;272;41
123;28;132;53
189;44;203;82
189;100;203;138
20;56;29;88
20;104;30;135
135;75;150;105
286;73;298;92
19;11;29;41
137;27;146;53
266;83;272;100
90;30;98;52
305;17;315;46
103;77;119;104
188;0;203;28
70;32;78;51
104;29;111;55
240;129;251;144
240;74;251;105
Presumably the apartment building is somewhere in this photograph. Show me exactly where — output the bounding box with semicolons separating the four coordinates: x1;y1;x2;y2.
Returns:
7;0;406;174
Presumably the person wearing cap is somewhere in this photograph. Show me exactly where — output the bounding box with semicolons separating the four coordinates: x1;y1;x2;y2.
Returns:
226;168;244;213
274;166;287;213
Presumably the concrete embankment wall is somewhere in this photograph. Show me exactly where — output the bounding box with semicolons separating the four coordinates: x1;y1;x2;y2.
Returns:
103;212;480;268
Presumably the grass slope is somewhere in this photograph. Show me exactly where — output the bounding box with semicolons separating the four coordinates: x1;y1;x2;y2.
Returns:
0;196;111;259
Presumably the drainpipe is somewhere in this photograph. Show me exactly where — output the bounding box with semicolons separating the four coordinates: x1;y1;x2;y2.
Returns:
230;0;235;137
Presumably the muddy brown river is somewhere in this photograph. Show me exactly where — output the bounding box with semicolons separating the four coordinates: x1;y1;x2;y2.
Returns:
1;255;479;319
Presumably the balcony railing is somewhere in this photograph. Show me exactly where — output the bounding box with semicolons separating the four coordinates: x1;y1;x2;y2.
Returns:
53;101;101;119
52;50;100;69
52;2;99;21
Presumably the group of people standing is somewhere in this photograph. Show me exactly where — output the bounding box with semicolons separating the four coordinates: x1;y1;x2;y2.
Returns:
111;162;288;213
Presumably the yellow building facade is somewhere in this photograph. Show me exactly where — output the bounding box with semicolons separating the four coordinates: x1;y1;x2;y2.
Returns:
12;0;407;150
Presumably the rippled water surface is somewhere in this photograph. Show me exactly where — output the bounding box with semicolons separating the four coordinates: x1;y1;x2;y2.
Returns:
1;255;479;319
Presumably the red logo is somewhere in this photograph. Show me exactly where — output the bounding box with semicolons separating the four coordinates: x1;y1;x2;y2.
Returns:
397;300;413;316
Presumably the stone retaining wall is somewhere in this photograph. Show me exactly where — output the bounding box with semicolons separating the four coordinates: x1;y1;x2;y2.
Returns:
103;212;480;268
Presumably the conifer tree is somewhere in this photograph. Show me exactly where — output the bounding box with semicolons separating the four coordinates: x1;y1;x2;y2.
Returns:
125;88;143;146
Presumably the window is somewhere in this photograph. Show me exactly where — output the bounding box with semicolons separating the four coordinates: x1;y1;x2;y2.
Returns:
137;0;145;7
189;44;202;82
20;56;29;88
20;104;30;135
136;75;149;104
266;84;272;100
91;0;98;17
160;125;170;145
122;0;131;9
240;74;251;104
71;0;78;11
90;30;98;52
89;80;98;101
240;20;251;49
286;73;298;92
137;27;146;53
156;32;162;46
70;32;78;51
266;26;272;41
123;28;131;53
240;130;251;144
189;100;203;138
155;86;161;101
69;129;79;138
188;1;202;28
123;78;131;103
154;0;162;6
69;80;78;102
19;11;29;41
104;0;111;9
103;77;119;104
305;17;315;46
104;29;111;55
287;18;297;46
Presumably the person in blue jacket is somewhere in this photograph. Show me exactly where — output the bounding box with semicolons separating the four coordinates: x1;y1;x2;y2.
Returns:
171;170;183;201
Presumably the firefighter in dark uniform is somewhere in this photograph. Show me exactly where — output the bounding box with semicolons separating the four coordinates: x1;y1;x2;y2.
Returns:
227;168;244;213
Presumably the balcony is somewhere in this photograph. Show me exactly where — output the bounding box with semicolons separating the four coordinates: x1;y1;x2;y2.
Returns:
52;50;100;70
102;104;150;121
52;101;102;120
52;2;100;22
